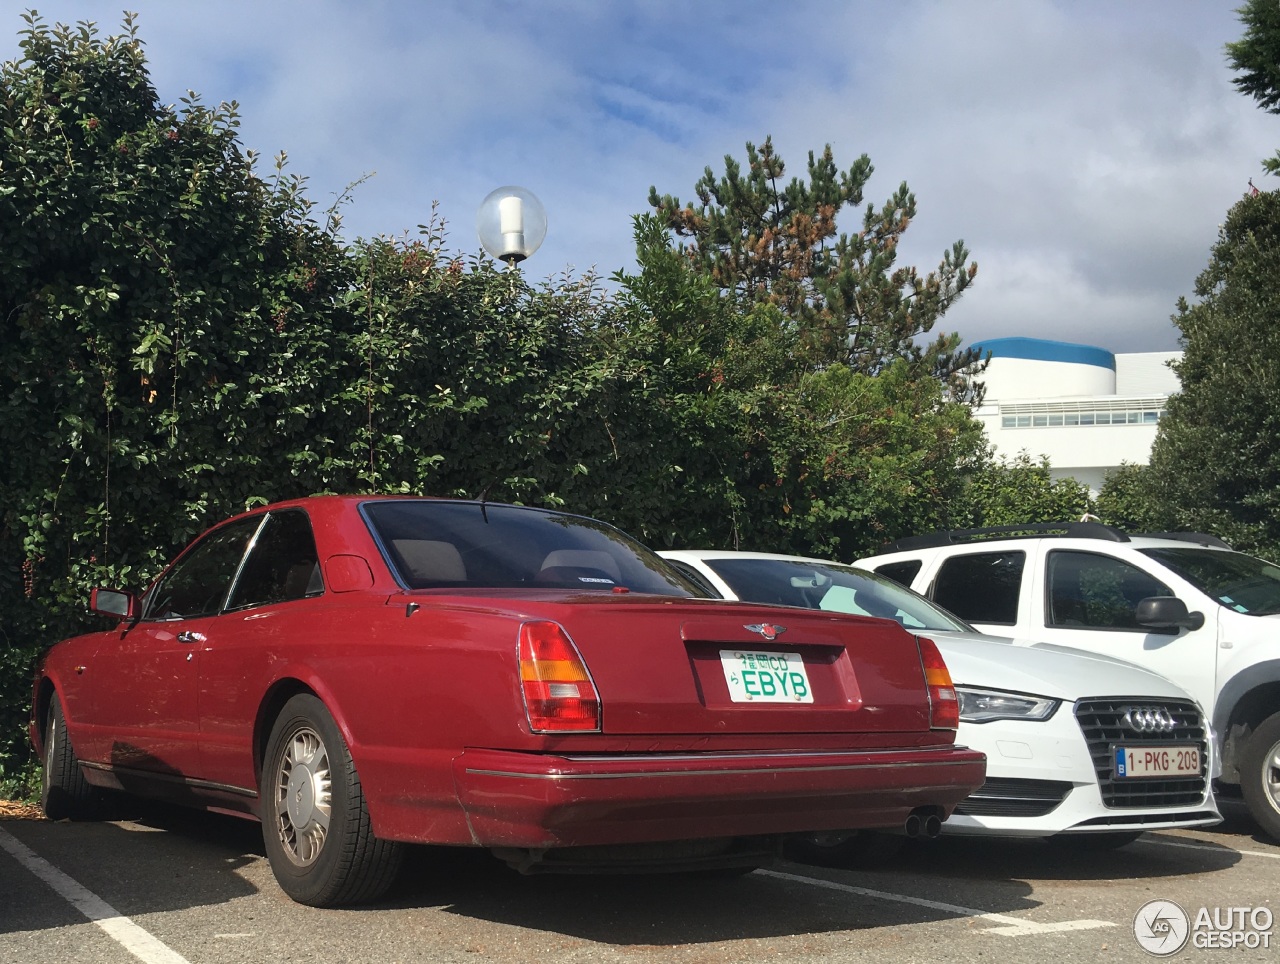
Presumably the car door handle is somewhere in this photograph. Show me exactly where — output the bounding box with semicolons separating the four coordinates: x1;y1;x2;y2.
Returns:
177;631;206;644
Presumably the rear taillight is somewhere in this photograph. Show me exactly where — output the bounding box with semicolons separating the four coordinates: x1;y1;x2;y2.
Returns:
518;621;601;733
917;636;959;730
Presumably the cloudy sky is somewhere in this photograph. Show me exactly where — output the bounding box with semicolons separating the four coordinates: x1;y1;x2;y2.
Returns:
7;1;1275;353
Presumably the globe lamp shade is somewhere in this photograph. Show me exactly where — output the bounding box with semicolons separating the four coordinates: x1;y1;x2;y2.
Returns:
477;186;547;265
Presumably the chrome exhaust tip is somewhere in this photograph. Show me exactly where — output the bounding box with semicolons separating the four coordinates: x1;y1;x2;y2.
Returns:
904;808;943;839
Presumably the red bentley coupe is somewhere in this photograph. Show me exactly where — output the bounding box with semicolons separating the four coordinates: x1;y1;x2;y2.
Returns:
31;496;984;906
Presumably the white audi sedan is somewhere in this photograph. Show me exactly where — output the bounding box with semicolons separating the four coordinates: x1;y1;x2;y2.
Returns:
660;549;1221;860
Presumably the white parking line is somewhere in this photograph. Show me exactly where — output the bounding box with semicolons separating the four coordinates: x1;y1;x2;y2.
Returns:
0;826;191;964
758;869;1114;937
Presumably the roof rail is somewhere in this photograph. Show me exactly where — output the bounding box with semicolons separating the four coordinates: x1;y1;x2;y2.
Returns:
1138;531;1232;550
880;521;1130;553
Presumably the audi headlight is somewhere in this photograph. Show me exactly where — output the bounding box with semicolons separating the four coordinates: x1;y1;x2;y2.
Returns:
957;687;1060;723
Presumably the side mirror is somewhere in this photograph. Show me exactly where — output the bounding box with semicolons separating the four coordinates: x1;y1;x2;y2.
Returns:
1135;596;1205;632
90;587;137;620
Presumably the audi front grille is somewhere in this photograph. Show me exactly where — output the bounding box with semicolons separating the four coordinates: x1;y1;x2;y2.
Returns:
1073;698;1209;808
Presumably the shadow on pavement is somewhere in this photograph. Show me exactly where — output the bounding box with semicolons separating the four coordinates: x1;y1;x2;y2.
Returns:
0;806;263;937
386;844;1038;945
386;818;1251;944
867;830;1243;884
1203;795;1279;848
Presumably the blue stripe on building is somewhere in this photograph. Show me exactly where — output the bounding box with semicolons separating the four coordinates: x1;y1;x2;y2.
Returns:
972;337;1115;371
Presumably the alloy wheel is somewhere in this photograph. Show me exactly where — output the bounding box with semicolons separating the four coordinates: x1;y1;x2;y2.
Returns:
273;726;333;867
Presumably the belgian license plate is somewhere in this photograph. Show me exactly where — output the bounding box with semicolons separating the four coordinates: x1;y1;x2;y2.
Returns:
1114;745;1200;778
720;650;813;703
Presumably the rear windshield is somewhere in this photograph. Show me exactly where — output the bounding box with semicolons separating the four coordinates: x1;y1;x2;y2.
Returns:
361;500;700;595
1139;546;1280;615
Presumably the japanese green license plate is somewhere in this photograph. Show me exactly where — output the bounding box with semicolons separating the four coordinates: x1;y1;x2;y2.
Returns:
719;650;813;703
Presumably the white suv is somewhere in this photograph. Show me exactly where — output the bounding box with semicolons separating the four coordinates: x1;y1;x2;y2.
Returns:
857;522;1280;840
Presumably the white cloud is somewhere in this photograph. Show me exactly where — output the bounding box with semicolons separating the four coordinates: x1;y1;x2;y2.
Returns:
7;0;1275;352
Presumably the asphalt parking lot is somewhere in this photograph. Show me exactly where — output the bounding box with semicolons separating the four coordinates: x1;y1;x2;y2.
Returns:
0;797;1275;963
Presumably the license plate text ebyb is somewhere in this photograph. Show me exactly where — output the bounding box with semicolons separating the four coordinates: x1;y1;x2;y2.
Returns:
719;650;814;703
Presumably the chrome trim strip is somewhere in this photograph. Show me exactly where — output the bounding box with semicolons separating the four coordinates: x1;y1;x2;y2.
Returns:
465;758;980;781
80;761;256;798
556;748;970;763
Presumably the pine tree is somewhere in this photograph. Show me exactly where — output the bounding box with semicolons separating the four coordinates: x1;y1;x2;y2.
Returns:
647;137;980;393
1147;188;1280;558
1227;0;1280;174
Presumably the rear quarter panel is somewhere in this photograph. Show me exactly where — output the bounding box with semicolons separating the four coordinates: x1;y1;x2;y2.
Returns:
198;591;536;840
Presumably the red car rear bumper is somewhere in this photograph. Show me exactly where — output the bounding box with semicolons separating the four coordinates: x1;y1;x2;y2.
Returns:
450;745;986;848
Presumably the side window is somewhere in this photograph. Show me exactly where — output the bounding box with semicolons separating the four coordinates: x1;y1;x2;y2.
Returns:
874;560;923;587
930;551;1025;625
1046;550;1173;631
227;510;323;611
144;518;261;620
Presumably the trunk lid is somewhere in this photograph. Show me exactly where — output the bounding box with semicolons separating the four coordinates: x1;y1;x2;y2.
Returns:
534;595;934;737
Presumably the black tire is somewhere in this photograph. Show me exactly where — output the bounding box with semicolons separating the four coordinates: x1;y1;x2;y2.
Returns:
784;829;904;868
40;696;106;821
1240;710;1280;842
261;694;404;907
1046;831;1143;851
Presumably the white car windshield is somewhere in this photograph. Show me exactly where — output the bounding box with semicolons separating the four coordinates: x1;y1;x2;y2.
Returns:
701;557;972;632
1140;546;1280;615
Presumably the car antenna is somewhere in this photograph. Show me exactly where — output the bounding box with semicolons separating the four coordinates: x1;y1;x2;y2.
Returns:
475;483;491;523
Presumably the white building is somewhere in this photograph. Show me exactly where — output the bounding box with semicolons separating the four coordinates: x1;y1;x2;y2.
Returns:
970;337;1181;494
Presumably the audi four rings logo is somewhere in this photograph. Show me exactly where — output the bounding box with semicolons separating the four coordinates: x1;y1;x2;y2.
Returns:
744;623;787;641
1121;706;1177;733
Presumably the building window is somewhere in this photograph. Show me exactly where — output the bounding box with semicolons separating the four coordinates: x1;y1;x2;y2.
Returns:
999;404;1165;429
